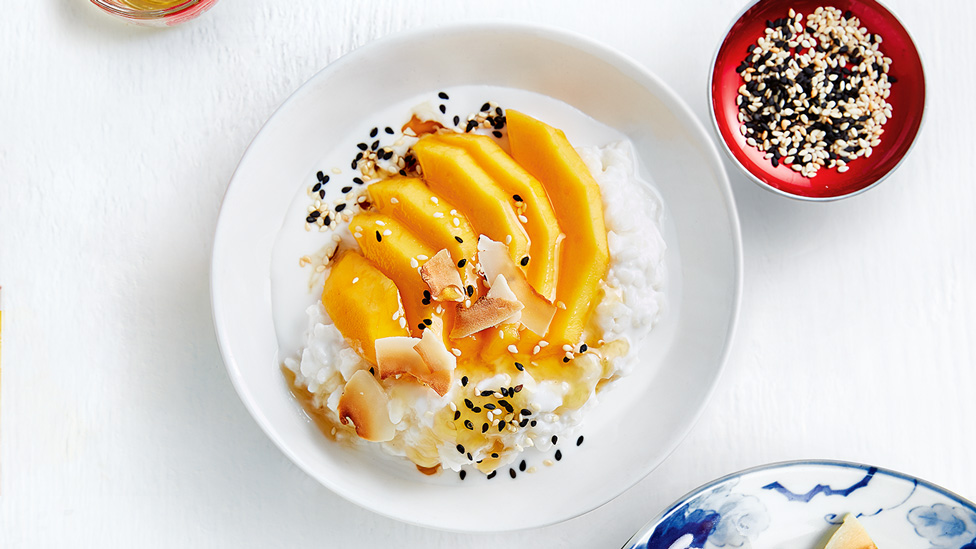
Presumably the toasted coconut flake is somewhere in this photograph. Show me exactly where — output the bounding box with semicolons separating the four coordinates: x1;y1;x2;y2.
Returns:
375;336;426;380
485;274;521;325
420;248;465;302
337;370;395;442
451;296;524;339
478;236;556;335
412;328;456;396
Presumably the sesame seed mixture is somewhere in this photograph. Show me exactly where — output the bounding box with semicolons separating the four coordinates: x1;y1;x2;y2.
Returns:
736;6;894;177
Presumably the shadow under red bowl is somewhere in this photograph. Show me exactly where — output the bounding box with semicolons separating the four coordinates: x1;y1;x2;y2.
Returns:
710;0;925;200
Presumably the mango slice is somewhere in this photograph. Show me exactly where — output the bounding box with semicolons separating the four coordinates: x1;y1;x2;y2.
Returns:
432;133;563;300
367;177;479;275
351;211;437;337
505;110;610;349
412;137;531;270
321;251;409;364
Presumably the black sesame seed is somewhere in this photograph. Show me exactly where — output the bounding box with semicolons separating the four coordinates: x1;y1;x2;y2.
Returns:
492;131;503;138
461;376;468;386
438;104;446;114
563;357;570;363
310;210;321;218
472;407;481;413
457;258;467;268
519;418;528;427
844;9;853;19
577;435;584;446
491;453;498;458
888;75;898;83
385;127;394;134
335;204;347;212
466;285;474;297
495;106;503;116
481;390;493;397
369;367;375;375
512;194;523;202
484;403;496;410
351;160;358;169
453;115;460;126
312;183;322;192
464;398;474;409
305;216;315;223
318;190;326;199
482;423;489;433
580;344;588;353
514;384;523;393
515;362;524;371
466;452;472;460
487;471;496;479
375;230;382;242
438;91;449;100
464;420;474;430
554;449;562;461
370;140;379;151
481;102;491;112
357;143;368;151
551;435;558;445
418;323;426;331
530;420;537;427
499;400;512;412
509;468;517;479
520;408;532;416
399;170;407;176
341;186;352;193
423;318;432;326
519;460;526;472
465;120;477;133
520;256;529;266
498;422;505;432
353;177;363;185
454;236;464;244
456;444;465;453
454;410;461;420
421;298;430;305
370;127;378;138
323;215;331;226
459;470;466;480
316;171;325;181
423;290;431;299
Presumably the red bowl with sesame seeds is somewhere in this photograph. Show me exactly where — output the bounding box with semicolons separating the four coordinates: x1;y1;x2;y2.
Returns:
709;0;925;200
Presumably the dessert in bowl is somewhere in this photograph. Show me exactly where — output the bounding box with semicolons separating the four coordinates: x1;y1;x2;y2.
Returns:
211;23;741;531
277;90;668;477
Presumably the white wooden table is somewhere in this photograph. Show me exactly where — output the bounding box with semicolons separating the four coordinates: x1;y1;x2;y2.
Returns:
2;1;974;546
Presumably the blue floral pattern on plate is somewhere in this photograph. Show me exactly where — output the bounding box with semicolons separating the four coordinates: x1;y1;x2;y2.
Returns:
624;461;976;549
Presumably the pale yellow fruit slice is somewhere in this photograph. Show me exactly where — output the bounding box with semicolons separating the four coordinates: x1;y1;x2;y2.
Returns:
823;515;878;549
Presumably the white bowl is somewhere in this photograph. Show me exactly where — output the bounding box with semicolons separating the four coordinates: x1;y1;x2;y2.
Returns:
211;22;742;532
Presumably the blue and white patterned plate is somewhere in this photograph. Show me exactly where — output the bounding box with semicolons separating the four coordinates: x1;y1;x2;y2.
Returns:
624;460;976;549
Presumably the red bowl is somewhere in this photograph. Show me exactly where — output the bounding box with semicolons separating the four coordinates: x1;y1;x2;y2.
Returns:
709;0;925;200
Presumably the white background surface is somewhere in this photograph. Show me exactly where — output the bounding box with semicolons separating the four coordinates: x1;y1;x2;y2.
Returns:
1;0;973;547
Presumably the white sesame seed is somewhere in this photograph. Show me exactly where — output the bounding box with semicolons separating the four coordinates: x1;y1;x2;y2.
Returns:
507;344;518;354
390;197;399;204
383;229;392;236
433;212;444;218
351;277;359;284
451;348;462;357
